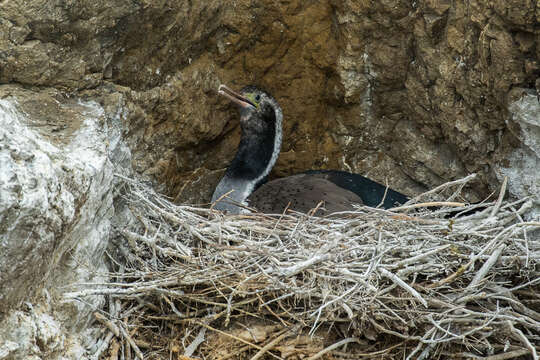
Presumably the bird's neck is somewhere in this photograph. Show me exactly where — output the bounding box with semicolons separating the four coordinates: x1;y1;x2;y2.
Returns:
212;111;282;213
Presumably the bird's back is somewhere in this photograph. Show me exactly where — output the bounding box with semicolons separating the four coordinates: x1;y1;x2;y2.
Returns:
303;170;409;208
248;173;364;214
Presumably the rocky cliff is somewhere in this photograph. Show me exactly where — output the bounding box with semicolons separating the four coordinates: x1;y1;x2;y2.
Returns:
0;0;538;358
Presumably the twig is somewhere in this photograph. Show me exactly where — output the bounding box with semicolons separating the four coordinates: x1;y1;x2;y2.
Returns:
279;253;331;277
490;176;507;217
306;337;359;360
184;326;206;357
379;268;428;308
466;245;505;291
90;332;114;360
391;201;465;212
119;324;144;360
94;312;120;337
482;348;533;360
406;174;477;203
192;321;283;360
250;326;298;360
395;244;451;267
506;321;538;360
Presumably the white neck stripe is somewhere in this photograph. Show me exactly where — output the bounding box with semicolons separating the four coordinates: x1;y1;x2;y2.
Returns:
243;104;283;200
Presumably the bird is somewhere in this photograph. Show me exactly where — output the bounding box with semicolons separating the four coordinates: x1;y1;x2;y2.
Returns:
211;84;409;214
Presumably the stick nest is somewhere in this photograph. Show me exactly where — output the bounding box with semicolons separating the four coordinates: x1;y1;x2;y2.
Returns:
70;174;540;360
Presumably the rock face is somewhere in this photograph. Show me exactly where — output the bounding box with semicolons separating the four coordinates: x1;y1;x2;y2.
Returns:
497;91;540;219
1;0;538;202
0;87;131;358
0;0;538;357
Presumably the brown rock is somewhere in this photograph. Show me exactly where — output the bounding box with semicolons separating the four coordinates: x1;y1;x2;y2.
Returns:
0;0;538;205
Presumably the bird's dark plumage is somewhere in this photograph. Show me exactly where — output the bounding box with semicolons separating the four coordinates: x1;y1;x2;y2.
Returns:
212;84;409;214
302;170;409;209
249;174;364;213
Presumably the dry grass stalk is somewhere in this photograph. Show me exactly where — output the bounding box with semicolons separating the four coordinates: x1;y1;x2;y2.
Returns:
67;174;540;359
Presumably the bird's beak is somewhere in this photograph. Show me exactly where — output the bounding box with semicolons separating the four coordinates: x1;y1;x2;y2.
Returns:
218;84;256;108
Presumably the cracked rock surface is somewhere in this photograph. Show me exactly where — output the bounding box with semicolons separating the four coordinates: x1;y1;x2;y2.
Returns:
0;86;130;359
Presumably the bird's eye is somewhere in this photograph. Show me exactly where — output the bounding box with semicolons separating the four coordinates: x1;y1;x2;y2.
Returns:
255;94;261;102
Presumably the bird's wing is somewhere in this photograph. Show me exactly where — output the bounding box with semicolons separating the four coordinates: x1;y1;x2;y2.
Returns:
248;174;363;214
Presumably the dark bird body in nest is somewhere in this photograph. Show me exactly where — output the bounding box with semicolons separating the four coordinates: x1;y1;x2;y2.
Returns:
211;84;409;214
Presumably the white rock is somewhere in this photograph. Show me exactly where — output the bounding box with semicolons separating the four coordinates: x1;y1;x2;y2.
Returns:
497;91;540;221
0;88;131;359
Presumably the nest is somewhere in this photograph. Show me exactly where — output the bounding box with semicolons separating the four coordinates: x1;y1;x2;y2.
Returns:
67;174;540;360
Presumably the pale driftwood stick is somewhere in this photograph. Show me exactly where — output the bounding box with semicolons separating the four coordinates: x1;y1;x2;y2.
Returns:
309;284;358;335
119;324;144;360
506;321;538;360
379;268;428;308
64;288;143;298
397;263;439;277
369;318;424;341
483;349;534;360
90;332;114;360
183;326;206;357
406;174;477;203
162;295;185;318
456;292;487;304
490;176;507;217
375;181;390;209
63;278;179;298
467;221;540;266
309;284;359;318
395;244;451;267
374;298;409;324
209;189;235;211
390;201;465;212
516;221;540;227
121;229;182;258
489;285;540;322
338;268;377;292
306;337;359;360
472;223;518;260
259;292;295;307
280;253;331;277
426;313;499;344
405;327;437;360
418;343;436;360
94;312;120;337
340;302;354;319
509;205;531;268
424;260;468;290
466;245;505;291
426;315;460;341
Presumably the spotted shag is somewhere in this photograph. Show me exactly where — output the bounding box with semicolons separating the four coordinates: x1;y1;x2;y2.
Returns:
211;84;409;214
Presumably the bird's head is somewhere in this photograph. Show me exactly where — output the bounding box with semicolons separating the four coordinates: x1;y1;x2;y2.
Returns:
212;84;284;213
218;84;282;134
